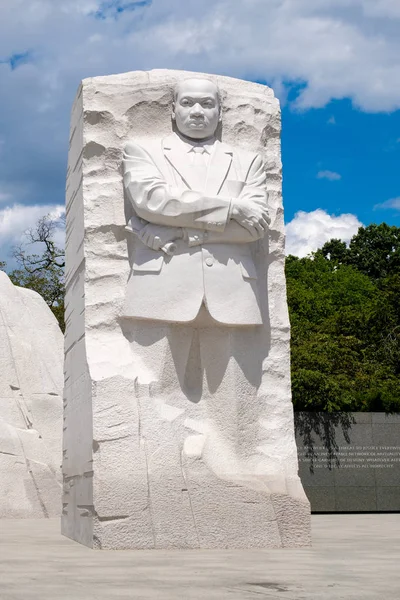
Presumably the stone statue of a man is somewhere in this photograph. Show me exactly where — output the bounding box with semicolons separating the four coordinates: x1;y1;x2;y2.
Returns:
120;77;279;486
122;78;270;324
63;69;310;549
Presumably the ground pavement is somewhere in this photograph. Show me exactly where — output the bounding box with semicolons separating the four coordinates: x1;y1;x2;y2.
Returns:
0;514;399;599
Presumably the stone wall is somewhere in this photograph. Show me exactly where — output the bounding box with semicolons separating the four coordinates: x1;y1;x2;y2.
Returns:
296;412;400;511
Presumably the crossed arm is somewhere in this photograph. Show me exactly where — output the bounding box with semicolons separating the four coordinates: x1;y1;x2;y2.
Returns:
136;219;262;251
123;142;270;251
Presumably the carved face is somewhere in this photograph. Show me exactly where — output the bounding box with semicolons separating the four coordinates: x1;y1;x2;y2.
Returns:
172;79;221;140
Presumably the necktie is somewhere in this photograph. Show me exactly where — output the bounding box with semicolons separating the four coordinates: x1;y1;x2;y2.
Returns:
191;146;207;166
189;146;208;191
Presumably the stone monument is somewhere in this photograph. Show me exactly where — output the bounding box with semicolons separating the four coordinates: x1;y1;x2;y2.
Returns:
63;69;311;549
0;270;63;518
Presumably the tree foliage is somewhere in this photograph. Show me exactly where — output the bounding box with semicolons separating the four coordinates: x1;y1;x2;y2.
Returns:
2;215;65;331
287;223;400;412
320;223;400;279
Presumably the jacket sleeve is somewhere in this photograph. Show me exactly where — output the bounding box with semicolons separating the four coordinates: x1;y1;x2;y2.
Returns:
185;221;264;246
239;153;269;217
185;153;269;246
123;142;231;232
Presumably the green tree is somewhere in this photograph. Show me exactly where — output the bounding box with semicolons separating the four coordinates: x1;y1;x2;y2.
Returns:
8;215;65;331
320;223;400;279
286;242;400;412
319;238;348;264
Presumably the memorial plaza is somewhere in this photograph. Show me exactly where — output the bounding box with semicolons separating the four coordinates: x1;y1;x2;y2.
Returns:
1;514;399;599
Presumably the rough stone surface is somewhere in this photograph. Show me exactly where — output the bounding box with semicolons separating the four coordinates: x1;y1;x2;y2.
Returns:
0;270;63;518
63;69;311;549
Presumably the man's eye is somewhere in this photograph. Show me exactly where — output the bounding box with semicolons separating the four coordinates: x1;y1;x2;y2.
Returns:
203;102;213;107
181;100;191;106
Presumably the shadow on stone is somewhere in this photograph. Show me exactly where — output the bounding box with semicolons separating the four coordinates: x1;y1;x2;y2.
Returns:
295;412;355;473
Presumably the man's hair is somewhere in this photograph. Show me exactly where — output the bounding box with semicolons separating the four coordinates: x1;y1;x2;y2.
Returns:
173;78;222;107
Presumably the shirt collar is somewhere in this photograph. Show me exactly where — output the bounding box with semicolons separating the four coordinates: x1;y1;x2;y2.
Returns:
174;132;216;154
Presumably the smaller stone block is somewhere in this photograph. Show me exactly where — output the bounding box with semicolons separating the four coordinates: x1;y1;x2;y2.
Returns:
0;271;63;518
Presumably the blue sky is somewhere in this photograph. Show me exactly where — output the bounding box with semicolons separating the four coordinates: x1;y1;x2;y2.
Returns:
1;0;400;262
282;99;400;225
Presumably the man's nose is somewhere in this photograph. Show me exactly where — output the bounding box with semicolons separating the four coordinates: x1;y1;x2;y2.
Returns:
190;103;204;116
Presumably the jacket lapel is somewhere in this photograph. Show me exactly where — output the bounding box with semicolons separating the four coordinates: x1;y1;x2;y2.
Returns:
163;134;233;195
163;134;194;189
205;142;233;196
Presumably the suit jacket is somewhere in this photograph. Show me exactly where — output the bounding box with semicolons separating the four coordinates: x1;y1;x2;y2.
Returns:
122;132;268;325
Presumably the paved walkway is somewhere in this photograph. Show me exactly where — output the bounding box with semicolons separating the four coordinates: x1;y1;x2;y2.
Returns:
1;515;399;599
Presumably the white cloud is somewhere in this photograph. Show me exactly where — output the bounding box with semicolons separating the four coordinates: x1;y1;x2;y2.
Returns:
0;203;64;266
285;209;363;257
0;0;399;259
317;170;342;181
0;2;399;113
374;197;400;211
0;2;397;194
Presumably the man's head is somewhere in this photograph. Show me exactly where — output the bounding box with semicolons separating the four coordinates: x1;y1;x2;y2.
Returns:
172;78;221;141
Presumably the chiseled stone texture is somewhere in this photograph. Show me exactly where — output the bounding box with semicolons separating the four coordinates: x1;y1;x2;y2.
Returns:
63;69;311;549
0;271;63;518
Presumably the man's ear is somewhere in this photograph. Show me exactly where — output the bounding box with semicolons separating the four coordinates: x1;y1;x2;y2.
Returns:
171;102;176;121
218;105;222;122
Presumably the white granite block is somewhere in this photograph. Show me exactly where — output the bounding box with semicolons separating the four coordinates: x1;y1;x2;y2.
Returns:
0;271;63;518
63;69;311;548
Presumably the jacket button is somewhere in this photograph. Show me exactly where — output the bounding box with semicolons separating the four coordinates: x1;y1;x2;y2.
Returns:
205;257;213;267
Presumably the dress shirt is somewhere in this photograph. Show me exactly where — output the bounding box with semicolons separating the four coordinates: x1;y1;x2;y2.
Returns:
175;134;216;167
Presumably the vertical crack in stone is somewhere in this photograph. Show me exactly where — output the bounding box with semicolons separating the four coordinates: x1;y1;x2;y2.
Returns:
10;423;49;518
270;494;283;547
136;386;156;548
26;458;49;518
179;450;200;547
0;309;33;430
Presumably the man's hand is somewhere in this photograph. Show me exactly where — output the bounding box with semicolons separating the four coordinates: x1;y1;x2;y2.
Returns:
230;197;270;237
138;223;183;251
